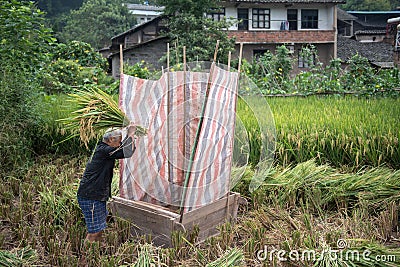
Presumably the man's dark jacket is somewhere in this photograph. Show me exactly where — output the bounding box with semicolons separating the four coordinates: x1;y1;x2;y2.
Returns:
77;137;134;201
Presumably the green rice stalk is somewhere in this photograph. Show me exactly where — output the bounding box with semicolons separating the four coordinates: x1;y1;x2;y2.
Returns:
0;247;37;267
58;87;147;147
206;247;244;267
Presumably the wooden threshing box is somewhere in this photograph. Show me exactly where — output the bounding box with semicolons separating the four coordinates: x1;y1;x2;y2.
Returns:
109;192;240;247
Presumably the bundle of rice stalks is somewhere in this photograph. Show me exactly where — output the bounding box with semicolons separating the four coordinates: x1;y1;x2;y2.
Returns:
0;247;37;267
206;247;244;267
257;160;400;213
59;87;147;147
132;243;165;267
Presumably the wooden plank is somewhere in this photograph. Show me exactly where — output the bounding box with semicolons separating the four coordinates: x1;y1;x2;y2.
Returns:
110;200;177;247
176;192;240;243
112;196;179;218
183;200;237;234
180;192;240;225
110;199;174;236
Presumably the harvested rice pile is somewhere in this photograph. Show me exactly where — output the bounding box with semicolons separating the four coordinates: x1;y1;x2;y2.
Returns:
59;87;147;147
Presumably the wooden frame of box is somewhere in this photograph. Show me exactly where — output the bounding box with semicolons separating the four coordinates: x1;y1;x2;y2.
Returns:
109;192;240;247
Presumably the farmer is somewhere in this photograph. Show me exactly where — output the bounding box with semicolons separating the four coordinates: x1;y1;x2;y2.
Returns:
77;124;136;243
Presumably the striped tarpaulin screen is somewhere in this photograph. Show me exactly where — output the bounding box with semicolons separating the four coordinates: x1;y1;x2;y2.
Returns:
119;65;238;211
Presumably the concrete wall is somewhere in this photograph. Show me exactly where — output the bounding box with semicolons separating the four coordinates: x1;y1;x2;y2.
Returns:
355;35;386;43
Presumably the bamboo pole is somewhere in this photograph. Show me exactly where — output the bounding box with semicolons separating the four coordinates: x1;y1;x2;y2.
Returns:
225;43;243;221
167;43;170;70
182;46;187;187
213;40;220;62
179;41;220;223
119;44;124;75
228;51;231;70
238;43;243;74
167;43;173;186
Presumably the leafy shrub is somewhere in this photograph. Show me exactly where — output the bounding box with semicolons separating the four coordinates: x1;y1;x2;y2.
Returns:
53;41;108;70
124;61;151;79
41;59;115;94
242;46;399;96
0;0;54;174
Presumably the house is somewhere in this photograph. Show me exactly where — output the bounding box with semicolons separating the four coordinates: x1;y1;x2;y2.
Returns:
126;3;164;25
346;11;400;43
336;10;400;68
215;0;345;73
337;36;394;68
101;15;169;78
337;8;357;37
388;17;400;67
106;0;347;76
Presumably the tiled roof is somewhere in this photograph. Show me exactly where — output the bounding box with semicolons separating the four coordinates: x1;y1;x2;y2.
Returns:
355;30;387;35
222;0;346;3
126;3;164;11
337;36;393;63
111;15;167;40
337;8;357;21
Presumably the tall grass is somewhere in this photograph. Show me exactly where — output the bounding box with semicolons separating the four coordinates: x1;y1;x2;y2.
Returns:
2;154;400;266
32;94;87;155
238;95;400;169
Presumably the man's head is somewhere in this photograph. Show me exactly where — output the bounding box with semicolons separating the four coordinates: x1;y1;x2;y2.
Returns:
103;128;122;147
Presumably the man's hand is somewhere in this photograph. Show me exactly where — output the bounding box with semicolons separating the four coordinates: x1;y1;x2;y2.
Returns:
127;124;136;137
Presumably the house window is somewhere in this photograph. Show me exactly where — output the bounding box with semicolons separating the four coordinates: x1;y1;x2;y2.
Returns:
252;8;270;29
253;49;269;59
287;9;298;30
207;8;225;21
238;8;249;30
298;50;316;68
301;9;318;29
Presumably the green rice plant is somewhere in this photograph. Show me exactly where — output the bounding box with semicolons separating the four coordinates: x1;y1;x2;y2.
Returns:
0;247;37;267
132;243;167;267
206;247;244;267
239;95;400;169
33;94;84;155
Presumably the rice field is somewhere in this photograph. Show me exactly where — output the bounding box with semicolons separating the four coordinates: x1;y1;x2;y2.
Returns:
1;94;400;266
238;95;400;170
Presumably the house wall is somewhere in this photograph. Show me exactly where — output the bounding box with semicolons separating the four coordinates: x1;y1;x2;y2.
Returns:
111;38;168;78
235;42;334;75
225;4;335;31
395;51;400;68
222;2;337;69
228;30;335;43
355;35;386;43
124;23;161;47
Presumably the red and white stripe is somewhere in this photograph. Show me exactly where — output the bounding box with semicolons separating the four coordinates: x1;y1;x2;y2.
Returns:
119;66;238;210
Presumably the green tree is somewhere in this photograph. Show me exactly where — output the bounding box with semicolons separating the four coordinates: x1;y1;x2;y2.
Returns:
341;0;392;11
57;0;136;49
156;0;236;65
156;0;218;17
0;0;55;172
34;0;84;17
